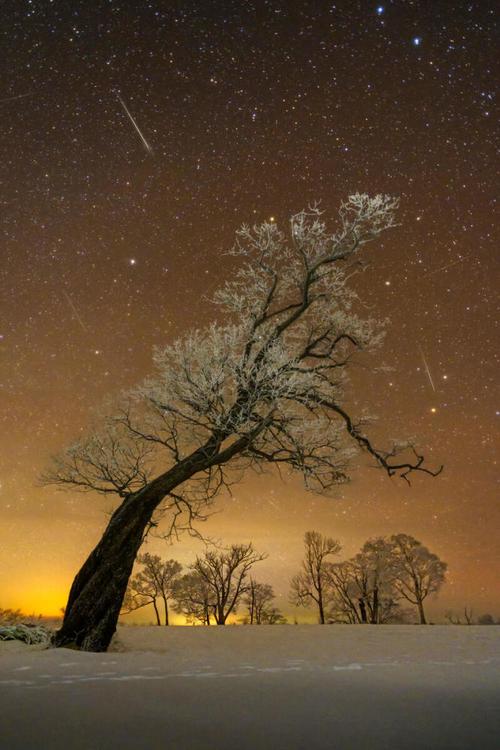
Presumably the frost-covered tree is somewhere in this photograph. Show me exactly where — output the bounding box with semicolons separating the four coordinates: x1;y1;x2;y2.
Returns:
349;538;401;624
44;195;441;651
191;544;266;625
290;531;342;624
121;553;182;625
389;534;447;624
325;539;402;624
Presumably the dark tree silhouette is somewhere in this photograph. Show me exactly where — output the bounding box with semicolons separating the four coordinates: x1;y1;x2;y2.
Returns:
121;553;182;625
172;571;217;626
243;579;276;624
191;544;266;625
43;196;441;651
290;531;341;624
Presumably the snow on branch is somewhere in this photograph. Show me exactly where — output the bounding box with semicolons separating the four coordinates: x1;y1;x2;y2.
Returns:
44;195;440;533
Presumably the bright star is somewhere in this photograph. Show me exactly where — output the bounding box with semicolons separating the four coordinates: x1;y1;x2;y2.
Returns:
376;6;384;14
413;37;422;46
129;258;137;266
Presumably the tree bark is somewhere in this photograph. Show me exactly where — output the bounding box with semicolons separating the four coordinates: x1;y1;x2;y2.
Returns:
52;494;156;651
163;596;169;626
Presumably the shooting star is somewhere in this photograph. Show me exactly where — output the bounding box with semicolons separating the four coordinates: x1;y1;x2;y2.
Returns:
0;92;33;104
117;94;153;154
418;344;435;392
423;255;468;277
63;290;88;332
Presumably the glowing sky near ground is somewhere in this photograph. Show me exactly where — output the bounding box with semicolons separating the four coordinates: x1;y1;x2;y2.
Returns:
0;1;498;621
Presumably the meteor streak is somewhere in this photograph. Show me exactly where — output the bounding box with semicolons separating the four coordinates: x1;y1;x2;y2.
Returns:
418;345;436;392
117;94;153;154
423;256;468;277
63;290;88;332
0;92;32;104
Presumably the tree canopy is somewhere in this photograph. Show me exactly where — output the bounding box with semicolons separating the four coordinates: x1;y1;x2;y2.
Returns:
44;195;442;651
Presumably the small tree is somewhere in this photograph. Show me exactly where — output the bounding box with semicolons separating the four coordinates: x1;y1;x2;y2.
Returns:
122;553;182;625
192;544;266;625
290;531;341;624
243;579;276;624
389;534;447;624
172;571;216;625
262;607;287;624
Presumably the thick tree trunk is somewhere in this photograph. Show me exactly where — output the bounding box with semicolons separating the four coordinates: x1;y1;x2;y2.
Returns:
52;431;253;651
163;596;169;626
52;494;156;651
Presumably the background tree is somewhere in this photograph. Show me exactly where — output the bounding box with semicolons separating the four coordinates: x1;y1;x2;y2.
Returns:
261;607;287;625
463;606;474;625
44;195;441;651
389;534;447;624
121;553;182;625
324;561;362;623
290;531;341;624
192;543;266;625
172;571;216;626
243;579;276;624
348;538;402;624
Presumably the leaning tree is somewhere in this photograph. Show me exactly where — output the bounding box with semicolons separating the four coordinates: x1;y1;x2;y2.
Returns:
44;194;442;651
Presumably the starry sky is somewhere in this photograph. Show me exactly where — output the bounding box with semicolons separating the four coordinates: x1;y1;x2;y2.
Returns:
1;0;498;622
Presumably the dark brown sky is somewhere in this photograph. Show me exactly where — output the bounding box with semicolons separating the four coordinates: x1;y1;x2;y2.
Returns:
0;1;498;621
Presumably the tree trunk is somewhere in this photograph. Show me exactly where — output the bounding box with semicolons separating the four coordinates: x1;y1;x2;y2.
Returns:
152;599;161;626
163;596;169;626
358;598;367;623
52;433;252;651
418;599;427;624
52;497;153;651
372;586;379;624
52;494;156;651
318;597;325;624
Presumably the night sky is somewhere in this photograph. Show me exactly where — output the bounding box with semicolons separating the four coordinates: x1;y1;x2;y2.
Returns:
1;1;498;622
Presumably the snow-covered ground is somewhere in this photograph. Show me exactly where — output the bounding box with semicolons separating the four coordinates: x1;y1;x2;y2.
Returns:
1;625;499;749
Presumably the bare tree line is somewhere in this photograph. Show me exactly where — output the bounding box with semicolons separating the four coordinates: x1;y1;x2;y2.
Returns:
121;543;286;626
119;530;451;627
290;531;448;625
